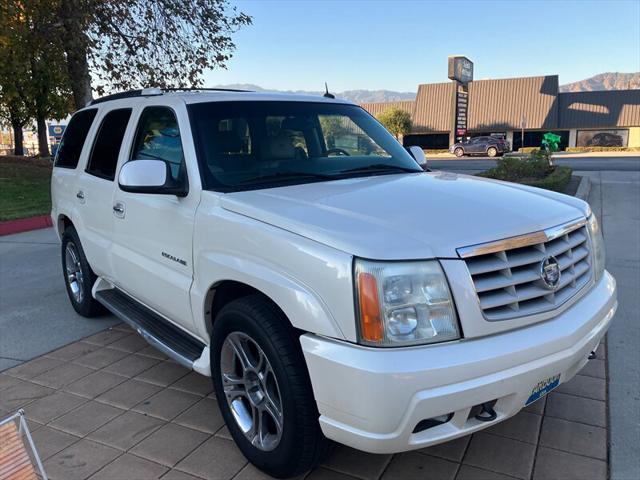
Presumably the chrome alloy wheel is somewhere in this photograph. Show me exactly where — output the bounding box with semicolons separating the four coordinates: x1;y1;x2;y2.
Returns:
220;332;283;451
65;242;84;303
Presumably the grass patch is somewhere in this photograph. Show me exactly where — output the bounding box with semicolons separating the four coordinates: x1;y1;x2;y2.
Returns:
479;155;572;193
0;156;52;221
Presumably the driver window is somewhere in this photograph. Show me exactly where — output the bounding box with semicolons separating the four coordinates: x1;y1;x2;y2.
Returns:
130;107;185;182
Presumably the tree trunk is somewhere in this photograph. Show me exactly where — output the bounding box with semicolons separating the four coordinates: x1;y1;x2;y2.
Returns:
12;122;24;156
36;114;50;157
60;0;93;109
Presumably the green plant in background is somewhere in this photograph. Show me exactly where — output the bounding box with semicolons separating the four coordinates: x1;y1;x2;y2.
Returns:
319;115;347;148
542;132;562;152
479;155;572;193
536;132;561;166
376;108;412;140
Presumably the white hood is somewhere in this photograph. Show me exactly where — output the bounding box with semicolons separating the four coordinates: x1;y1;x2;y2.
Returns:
220;172;588;260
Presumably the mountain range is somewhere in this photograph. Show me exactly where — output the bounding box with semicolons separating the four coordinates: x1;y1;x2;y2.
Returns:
559;72;640;92
213;83;415;103
216;73;639;103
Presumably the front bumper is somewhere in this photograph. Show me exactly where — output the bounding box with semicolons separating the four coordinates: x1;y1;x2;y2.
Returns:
301;271;616;454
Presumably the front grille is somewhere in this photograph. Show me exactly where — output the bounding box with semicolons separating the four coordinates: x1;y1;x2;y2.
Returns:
459;220;592;321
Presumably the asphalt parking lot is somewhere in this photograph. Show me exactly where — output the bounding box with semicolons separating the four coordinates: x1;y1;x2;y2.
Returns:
0;228;119;371
1;169;638;480
426;155;640;173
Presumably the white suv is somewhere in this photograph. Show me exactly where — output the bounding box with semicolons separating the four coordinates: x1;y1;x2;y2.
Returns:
51;88;617;478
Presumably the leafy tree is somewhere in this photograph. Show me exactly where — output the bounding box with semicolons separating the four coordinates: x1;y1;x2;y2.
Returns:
0;96;29;156
25;1;74;156
56;0;252;108
376;107;412;140
0;2;32;155
319;115;346;148
1;0;73;156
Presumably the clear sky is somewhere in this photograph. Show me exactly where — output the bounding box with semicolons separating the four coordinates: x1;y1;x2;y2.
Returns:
204;0;640;92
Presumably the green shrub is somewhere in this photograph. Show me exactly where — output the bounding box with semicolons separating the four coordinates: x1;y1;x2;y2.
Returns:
376;108;412;140
479;156;572;192
480;155;550;182
525;166;572;192
565;146;640;153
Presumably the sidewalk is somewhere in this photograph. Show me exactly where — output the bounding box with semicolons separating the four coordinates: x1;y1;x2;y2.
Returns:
578;170;640;480
0;325;609;480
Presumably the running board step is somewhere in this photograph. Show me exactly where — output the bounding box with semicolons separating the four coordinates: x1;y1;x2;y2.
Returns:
95;288;205;370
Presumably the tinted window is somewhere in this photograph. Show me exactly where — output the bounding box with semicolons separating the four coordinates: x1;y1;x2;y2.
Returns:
130;107;185;182
54;109;98;168
86;108;132;180
188;101;421;192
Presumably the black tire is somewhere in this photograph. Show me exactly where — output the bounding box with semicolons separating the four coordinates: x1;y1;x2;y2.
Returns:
487;146;498;157
211;294;329;478
61;226;105;317
454;147;464;157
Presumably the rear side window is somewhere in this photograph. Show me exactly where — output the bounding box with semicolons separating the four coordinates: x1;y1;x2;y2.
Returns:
54;109;98;168
86;108;132;180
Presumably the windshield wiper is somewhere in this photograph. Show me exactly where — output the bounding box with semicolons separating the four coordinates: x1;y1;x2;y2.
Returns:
238;171;336;185
338;164;422;175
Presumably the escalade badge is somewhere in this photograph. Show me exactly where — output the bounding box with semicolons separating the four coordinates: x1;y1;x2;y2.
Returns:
540;256;561;290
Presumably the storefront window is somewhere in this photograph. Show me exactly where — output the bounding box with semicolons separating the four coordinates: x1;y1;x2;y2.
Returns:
577;129;628;147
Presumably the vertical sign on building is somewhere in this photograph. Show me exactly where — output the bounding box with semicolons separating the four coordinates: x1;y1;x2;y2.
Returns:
455;85;469;137
448;55;474;142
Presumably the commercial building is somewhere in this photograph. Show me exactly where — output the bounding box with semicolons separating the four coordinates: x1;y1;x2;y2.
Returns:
362;75;640;150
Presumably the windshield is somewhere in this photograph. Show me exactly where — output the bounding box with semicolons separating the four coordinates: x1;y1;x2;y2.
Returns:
188;101;422;191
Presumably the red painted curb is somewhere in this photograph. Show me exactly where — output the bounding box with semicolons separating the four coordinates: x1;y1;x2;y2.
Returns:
0;215;53;236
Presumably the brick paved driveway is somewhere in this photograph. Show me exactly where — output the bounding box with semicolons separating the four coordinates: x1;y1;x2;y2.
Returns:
0;324;608;480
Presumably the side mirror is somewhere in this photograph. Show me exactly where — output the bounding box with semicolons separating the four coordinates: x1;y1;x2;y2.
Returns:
118;159;188;197
407;146;427;168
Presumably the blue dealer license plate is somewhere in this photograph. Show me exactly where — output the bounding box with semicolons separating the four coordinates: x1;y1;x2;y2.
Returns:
525;374;561;406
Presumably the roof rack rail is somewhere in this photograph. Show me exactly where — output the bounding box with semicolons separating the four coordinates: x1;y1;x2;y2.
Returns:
88;86;251;106
88;89;144;106
162;87;253;93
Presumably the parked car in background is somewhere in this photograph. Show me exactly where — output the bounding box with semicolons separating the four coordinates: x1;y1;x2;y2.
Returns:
51;88;616;478
450;136;511;157
587;132;624;147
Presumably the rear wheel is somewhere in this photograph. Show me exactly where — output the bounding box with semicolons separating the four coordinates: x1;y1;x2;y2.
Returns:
487;146;498;157
211;295;328;478
454;147;464;157
61;226;105;317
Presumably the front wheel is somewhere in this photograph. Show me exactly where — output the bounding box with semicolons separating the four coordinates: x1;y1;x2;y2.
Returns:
487;147;498;157
454;147;464;157
211;295;328;478
61;226;105;317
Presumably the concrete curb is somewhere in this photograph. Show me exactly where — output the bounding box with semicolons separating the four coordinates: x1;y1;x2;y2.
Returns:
0;215;53;237
575;175;591;201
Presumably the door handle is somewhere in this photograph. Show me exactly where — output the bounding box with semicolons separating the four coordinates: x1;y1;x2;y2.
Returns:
113;202;125;218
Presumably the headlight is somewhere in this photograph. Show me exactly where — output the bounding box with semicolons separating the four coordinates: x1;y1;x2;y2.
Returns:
354;259;460;347
587;214;605;281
